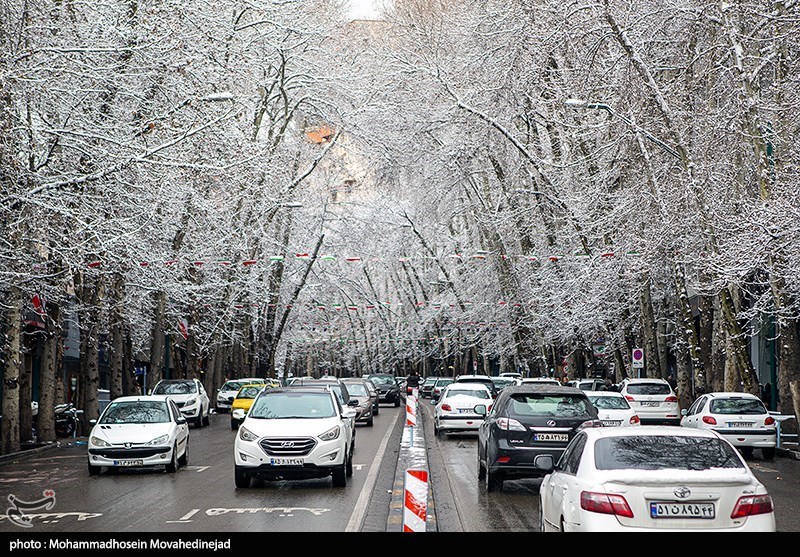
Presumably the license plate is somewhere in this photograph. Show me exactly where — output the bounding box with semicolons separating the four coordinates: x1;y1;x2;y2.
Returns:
650;502;715;519
601;420;622;427
533;433;569;442
640;401;660;407
727;422;755;428
269;457;304;466
457;408;473;414
113;459;143;467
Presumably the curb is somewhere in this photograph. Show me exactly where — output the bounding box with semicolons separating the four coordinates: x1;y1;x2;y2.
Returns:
777;447;800;460
0;442;60;465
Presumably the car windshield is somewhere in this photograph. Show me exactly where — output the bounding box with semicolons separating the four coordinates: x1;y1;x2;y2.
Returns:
248;392;337;419
100;401;170;424
222;381;247;391
589;396;630;410
237;386;263;399
153;381;196;395
492;378;516;388
435;379;453;387
626;383;671;395
710;398;767;415
594;435;744;471
346;383;369;397
423;378;437;386
445;388;491;399
370;376;396;386
508;394;594;418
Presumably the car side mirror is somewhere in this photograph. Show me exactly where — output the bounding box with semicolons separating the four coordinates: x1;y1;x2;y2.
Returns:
681;409;688;416
176;417;187;425
232;409;246;420
474;404;487;416
534;455;554;471
347;399;359;407
89;419;97;426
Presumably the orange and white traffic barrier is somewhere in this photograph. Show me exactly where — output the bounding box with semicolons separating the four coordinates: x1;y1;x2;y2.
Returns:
402;469;428;532
406;392;417;427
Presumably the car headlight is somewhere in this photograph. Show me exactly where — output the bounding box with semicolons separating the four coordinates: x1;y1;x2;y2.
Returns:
185;397;198;406
90;436;110;447
239;427;258;442
319;426;341;441
147;434;170;446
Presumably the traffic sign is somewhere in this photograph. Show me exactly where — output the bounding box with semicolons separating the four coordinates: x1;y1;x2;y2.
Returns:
632;348;644;369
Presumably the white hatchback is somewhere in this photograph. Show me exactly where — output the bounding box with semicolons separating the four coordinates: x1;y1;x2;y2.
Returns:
434;383;493;436
587;391;640;427
619;378;680;425
680;392;777;460
539;426;775;532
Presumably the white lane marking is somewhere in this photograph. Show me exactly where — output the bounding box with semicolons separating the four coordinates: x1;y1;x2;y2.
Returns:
346;409;401;532
354;464;365;471
182;466;209;472
0;512;102;524
166;508;200;524
206;507;329;516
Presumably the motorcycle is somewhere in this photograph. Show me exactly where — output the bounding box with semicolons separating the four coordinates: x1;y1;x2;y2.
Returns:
54;403;83;438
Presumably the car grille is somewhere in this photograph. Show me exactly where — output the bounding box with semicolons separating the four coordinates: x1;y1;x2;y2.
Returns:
259;437;317;457
88;447;167;458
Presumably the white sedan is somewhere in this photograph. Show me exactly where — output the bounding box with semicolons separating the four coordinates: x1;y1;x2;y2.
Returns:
680;392;777;460
587;391;640;427
87;396;189;475
539;426;775;531
433;383;492;436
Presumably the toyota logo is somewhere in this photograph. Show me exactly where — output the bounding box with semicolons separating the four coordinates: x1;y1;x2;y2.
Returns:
546;420;556;427
674;486;691;499
280;441;295;448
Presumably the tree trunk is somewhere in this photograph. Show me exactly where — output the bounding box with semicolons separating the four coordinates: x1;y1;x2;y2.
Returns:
639;276;663;379
38;304;60;443
2;287;22;454
696;295;714;395
148;291;167;386
19;344;33;443
676;341;692;410
778;320;800;423
723;331;740;392
110;274;125;401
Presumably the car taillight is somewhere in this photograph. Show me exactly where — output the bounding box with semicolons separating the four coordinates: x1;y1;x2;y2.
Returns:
488;405;492;413
629;415;640;424
496;417;526;431
731;494;773;518
702;416;717;425
441;403;452;412
665;396;678;402
624;395;635;402
580;491;634;518
765;416;775;426
578;419;603;430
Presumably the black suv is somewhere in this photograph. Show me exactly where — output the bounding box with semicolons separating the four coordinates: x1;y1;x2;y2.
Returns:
366;374;401;407
477;384;600;492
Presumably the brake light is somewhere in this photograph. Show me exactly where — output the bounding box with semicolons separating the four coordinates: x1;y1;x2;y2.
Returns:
629;415;640;425
731;495;773;518
578;419;603;430
765;416;775;426
496;417;526;431
488;405;492;413
702;416;717;425
441;403;452;412
624;395;635;402
580;491;634;518
665;396;678;402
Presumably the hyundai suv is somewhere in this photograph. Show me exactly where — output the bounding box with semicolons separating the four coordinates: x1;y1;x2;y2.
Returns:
233;387;356;488
477;384;600;492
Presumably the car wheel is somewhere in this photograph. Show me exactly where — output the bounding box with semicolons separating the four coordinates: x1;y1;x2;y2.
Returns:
202;411;210;427
740;447;754;459
195;415;203;428
346;446;354;477
230;419;238;431
762;447;776;461
234;466;251;488
165;444;178;473
374;405;380;415
560;517;566;532
367;416;374;427
88;462;102;476
478;455;486;481
486;466;503;492
394;398;400;407
178;442;188;466
332;462;347;487
537;502;545;532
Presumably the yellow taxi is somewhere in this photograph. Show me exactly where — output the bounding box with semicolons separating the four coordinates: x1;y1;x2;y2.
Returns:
230;383;269;430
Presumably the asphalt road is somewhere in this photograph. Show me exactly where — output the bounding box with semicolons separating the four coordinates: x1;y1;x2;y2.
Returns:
0;404;405;533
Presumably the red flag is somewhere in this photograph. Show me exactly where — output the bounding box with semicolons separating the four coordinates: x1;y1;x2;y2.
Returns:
178;320;188;340
32;294;46;316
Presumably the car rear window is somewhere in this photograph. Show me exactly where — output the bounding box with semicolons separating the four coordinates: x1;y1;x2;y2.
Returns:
588;396;630;410
508;394;594;418
594;436;743;470
710;398;767;415
445;388;491;399
625;383;671;395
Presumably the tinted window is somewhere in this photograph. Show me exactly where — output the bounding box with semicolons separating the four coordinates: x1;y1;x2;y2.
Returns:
588;396;630;410
445;388;491;400
434;379;453;387
100;401;170;424
594;436;743;470
710;398;767;415
561;433;588;474
508;394;594;418
153;381;197;395
249;392;336;419
626;383;671;395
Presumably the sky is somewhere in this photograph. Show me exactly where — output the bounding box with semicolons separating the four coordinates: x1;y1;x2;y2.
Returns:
349;0;383;20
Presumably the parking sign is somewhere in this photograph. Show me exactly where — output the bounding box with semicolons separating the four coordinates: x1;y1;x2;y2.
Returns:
632;348;644;369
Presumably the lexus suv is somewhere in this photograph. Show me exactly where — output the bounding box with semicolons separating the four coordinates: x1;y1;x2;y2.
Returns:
477;384;600;492
233;387;356;488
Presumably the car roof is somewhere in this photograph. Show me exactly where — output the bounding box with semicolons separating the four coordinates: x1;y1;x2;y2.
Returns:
107;395;173;403
155;379;194;383
584;425;724;440
445;382;491;390
705;392;761;399
586;390;624;397
268;386;335;395
500;385;585;396
623;377;669;383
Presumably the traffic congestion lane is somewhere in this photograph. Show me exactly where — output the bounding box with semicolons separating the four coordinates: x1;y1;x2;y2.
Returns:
0;406;404;532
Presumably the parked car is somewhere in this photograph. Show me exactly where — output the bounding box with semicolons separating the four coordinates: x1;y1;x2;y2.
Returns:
680;392;777;460
420;376;441;398
230;383;268;430
454;374;498;398
587;391;640;427
477;384;600;492
499;372;522;379
430;378;454;403
538;426;775;531
233;386;356;488
150;378;210;428
434;383;493;437
566;378;608;391
619;378;680;425
491;376;521;394
87;396;189;475
340;378;377;426
216;379;250;413
520;377;562;387
367;374;402;407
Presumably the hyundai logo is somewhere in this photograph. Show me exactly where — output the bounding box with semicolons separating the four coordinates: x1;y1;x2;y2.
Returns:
546;420;556;427
674;486;691;499
280;441;295;448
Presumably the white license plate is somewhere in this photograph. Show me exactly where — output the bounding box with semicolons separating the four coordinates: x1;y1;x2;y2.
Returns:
727;422;755;427
113;459;143;467
601;420;622;427
269;457;304;466
650;502;715;519
533;433;569;442
457;408;473;414
640;401;661;407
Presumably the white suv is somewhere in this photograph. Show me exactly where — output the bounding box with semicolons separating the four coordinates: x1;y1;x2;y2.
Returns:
233;386;356;488
619;378;680;425
150;378;210;428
